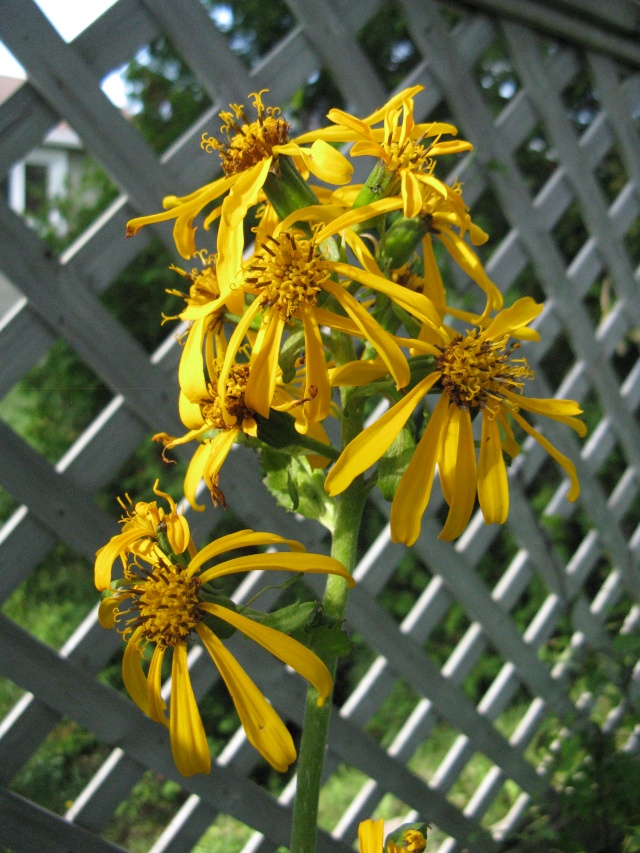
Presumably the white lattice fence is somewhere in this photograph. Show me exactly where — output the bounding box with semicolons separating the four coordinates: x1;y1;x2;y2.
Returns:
0;1;639;851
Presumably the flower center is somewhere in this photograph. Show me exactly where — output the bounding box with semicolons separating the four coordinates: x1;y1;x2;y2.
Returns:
438;330;533;411
385;136;433;175
201;90;289;176
201;361;253;428
245;230;330;321
116;562;202;648
390;263;423;292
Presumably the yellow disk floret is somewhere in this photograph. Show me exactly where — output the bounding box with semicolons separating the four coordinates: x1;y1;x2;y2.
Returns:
245;230;330;321
438;330;534;412
201;90;290;175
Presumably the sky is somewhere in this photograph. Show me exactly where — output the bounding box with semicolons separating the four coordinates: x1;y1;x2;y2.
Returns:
0;0;128;106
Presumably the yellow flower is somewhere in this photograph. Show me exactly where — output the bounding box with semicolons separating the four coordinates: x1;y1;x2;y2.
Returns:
155;353;333;511
126;91;352;311
297;85;473;219
96;508;353;776
217;200;446;432
95;480;193;591
358;820;427;852
325;298;586;543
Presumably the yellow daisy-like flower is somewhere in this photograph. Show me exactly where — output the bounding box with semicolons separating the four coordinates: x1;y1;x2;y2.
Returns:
96;504;353;776
95;480;194;591
217;200;446;432
126;91;353;310
358;820;427;852
325;298;586;544
297;85;473;219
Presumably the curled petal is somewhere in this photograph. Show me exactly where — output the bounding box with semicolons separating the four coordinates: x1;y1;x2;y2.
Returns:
196;623;296;772
245;312;286;418
187;530;305;577
198;552;353;586
477;413;509;525
325;373;441;496
439;406;478;541
183;441;212;512
122;628;150;717
390;391;450;546
483;297;543;340
511;410;581;501
95;528;150;591
200;603;333;704
148;645;169;727
170;642;211;776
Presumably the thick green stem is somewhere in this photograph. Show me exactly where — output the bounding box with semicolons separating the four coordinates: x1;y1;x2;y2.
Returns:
290;339;366;853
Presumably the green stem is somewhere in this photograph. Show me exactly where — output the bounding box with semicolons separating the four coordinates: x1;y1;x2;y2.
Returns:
290;337;366;853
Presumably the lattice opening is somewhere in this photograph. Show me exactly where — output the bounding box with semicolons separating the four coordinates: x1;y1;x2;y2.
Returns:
623;213;640;265
207;0;295;68
357;1;421;90
9;718;111;814
473;30;522;118
550;197;590;264
560;54;600;134
594;142;629;205
116;36;213;154
0;484;19;526
1;542;96;650
101;768;191;850
0;339;111;463
514;123;558;197
0;675;24;726
99;238;184;353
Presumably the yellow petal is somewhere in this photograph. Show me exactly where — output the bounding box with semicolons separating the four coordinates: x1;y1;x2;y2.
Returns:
198;552;353;586
315;198;403;243
122;628;150;717
483;297;543;341
202;428;239;485
179;318;208;402
166;513;191;555
438;226;504;315
428;139;473;156
183;441;211;512
179;391;205;431
390;391;449;546
326;108;373;137
421;233;446;317
245;312;285;417
477;413;509;525
196;623;296;772
502;390;586;436
95;529;148;591
301;140;354;184
328;359;391;387
200;603;333;703
217;297;264;407
510;409;581;501
300;304;331;426
222;157;272;229
215;215;245;316
439;407;478;541
187;530;305;576
358;818;385;853
170;642;211;776
325;373;441;496
326;261;443;333
148;644;169;727
98;595;118;629
401;169;423;218
322;279;410;389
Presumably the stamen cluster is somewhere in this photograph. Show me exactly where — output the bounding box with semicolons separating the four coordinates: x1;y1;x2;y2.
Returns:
246;231;329;321
438;331;533;411
201;362;252;428
116;562;202;648
201;90;290;175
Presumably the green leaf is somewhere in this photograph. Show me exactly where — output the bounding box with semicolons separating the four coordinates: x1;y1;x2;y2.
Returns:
377;423;416;500
261;450;336;531
241;600;320;634
291;611;352;666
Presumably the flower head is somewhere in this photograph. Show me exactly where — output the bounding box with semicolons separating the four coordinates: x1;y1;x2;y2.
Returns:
297;86;473;219
358;819;428;852
97;501;353;775
325;298;586;543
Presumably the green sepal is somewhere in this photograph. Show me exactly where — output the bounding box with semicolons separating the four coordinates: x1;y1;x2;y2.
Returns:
261;449;336;531
290;608;352;667
384;822;430;849
377;422;416;501
240;600;320;634
278;327;305;383
263;154;319;222
199;590;238;639
384;215;429;269
350;160;400;234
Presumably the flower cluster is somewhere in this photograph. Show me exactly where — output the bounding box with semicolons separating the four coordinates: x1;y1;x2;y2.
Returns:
126;85;584;542
96;84;584;786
